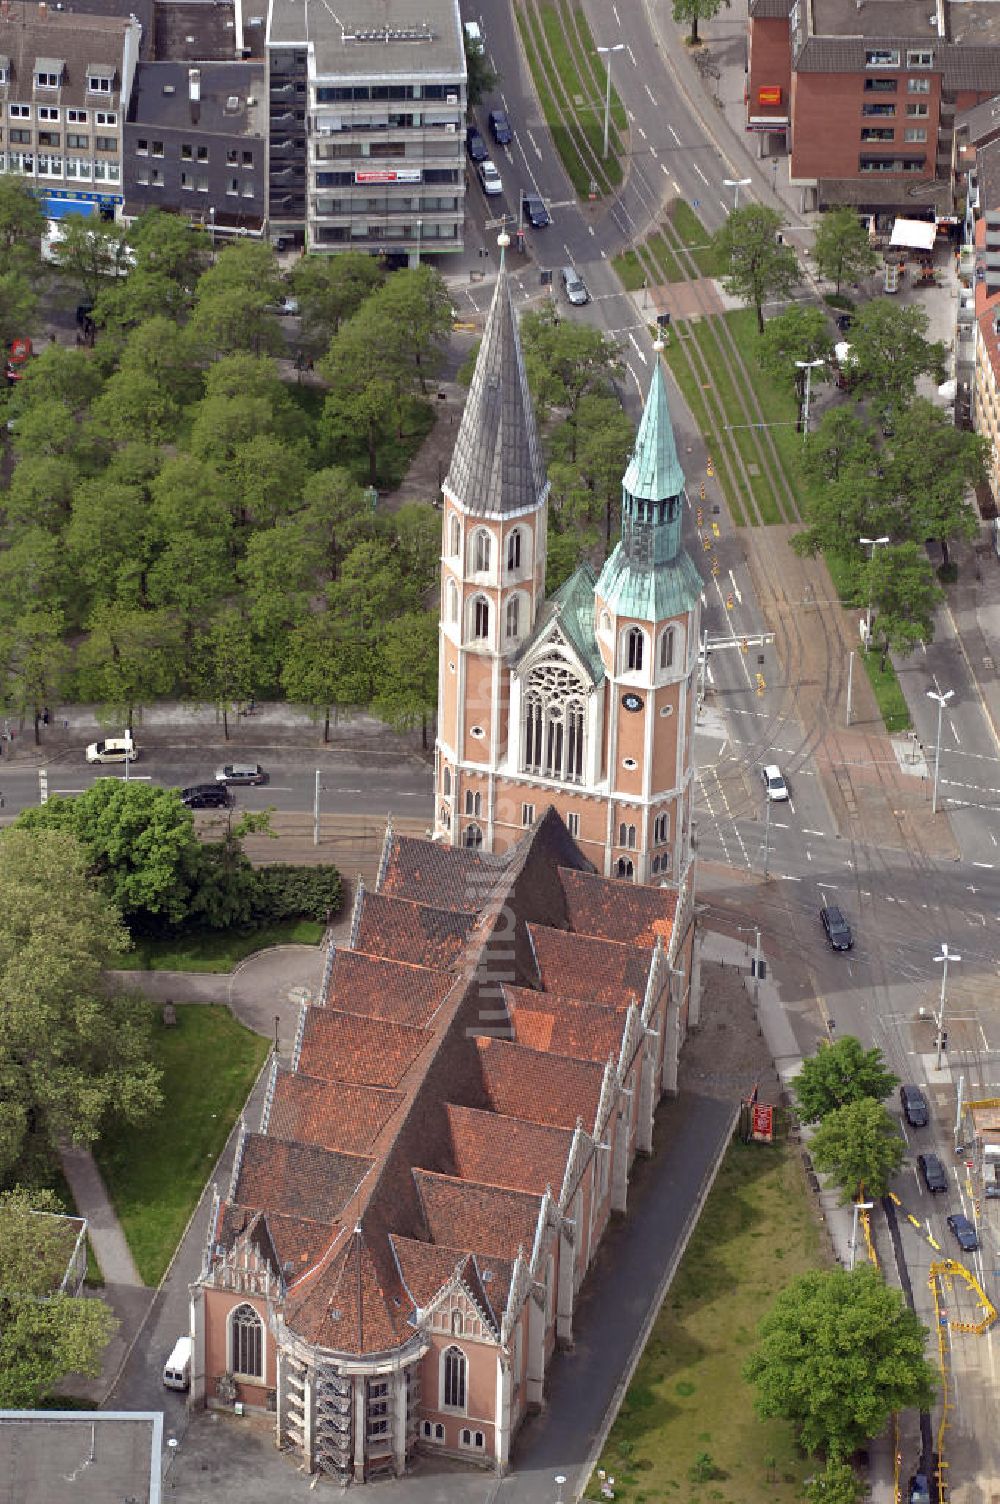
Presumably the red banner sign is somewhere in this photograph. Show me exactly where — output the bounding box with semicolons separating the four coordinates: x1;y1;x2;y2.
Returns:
354;169;422;185
758;86;782;106
751;1103;774;1142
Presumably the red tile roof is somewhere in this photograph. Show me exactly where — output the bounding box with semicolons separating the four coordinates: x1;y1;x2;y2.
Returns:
324;949;456;1027
389;1233;513;1323
297;1007;429;1089
558;867;676;948
354;891;476;969
220;1203;334;1275
445;1103;574;1196
476;1036;605;1131
268;1071;403;1154
380;833;509;913
504;984;625;1063
413;1169;541;1262
283;1228;411;1353
528;923;651;1006
234;1134;373;1226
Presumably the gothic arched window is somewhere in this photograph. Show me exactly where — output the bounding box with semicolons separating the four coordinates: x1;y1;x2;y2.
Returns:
464;789;482;817
468;596;489;642
230;1303;263;1379
473;529;491;574
449;515;461;557
451;1309;464;1335
506;529;522;574
506;596;520;641
443;766;451;797
521;659;588;785
625;627;645;673
618;823;636;849
442;1345;467;1409
463;824;483;849
616;857;635;879
659;627;675;671
447;578;459;625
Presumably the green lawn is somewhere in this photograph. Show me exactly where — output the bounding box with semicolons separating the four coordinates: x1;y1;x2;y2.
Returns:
586;1138;827;1504
669;199;728;279
516;6;592;197
537;2;624;185
663;332;746;528
123;918;325;973
95;1005;270;1285
860;649;912;732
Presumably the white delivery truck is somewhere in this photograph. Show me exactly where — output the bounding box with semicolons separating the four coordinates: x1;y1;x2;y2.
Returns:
163;1334;192;1391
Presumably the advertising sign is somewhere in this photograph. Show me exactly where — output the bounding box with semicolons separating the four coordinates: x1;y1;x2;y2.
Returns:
758;86;782;105
751;1103;774;1142
354;169;422;184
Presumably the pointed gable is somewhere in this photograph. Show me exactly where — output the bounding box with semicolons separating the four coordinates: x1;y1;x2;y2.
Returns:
324;950;457;1028
443;264;549;517
233;1135;373;1226
283;1228;410;1353
390;1233;514;1319
504;984;626;1063
476;1035;604;1131
444;1103;574;1196
515;564;604;685
528;923;652;1006
413;1168;541;1262
557;867;677;948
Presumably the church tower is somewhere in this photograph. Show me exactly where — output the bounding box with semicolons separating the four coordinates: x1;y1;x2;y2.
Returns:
434;240;550;850
593;348;703;883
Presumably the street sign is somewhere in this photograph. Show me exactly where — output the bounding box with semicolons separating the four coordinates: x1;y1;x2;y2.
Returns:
692;198;701;207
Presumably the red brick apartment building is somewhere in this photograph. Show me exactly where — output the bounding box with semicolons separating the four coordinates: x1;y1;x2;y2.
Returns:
747;0;1000;216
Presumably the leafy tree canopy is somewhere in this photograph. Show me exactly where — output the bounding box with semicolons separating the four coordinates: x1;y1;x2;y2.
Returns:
672;0;731;44
864;540;943;667
757;305;834;395
810;1097;905;1201
713;204;800;333
844;299;946;409
813;208;879;295
792;1035;898;1123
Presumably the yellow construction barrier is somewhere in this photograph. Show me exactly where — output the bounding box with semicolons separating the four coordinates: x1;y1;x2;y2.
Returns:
930;1258;997;1335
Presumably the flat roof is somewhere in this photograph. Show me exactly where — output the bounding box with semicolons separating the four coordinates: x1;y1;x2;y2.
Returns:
268;0;465;81
810;0;938;40
155;0;260;62
127;61;265;135
949;2;1000;47
0;1412;162;1504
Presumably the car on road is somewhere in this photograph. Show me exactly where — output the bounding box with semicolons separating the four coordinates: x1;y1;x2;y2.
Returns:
946;1212;979;1252
761;763;789;802
268;295;299;316
522;193;550;228
86;733;137;764
478;159;503;196
819;904;853;950
900;1083;929;1127
466;125;488;162
918;1152;948;1193
908;1474;931;1504
215;762;268;786
488;109;512;145
561;265;590;306
181;784;232;809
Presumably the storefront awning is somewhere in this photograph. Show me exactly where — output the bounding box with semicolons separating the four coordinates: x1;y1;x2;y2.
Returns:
890;217;937;251
43;196;97;219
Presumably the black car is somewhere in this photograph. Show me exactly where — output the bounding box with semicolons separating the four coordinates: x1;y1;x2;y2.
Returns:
820;904;853;951
900;1084;929;1128
908;1474;931;1504
947;1213;979;1252
181;783;231;809
488;108;512;145
522;193;551;228
466;126;488;162
835;312;853;333
918;1152;948;1193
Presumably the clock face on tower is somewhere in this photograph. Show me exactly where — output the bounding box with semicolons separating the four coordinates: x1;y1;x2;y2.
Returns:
622;692;644;712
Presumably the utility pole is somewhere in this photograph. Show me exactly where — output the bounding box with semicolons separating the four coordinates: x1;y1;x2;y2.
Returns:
795;357;824;443
955;1073;966;1152
849;1197;874;1270
313;769;321;847
926;687;954;816
934;942;959;1069
846;649;855;727
753;925;762;1012
596;44;625;159
859;534;890;645
762;795;773;880
723;176;751;210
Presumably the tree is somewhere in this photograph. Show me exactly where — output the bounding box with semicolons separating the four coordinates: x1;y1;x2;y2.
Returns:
17;781;204;928
806;1459;864;1504
94;207;210;329
864;541;943;668
883;399;985;567
745;1266;936;1457
0;1187;118;1406
520;305;623;419
792;1036;898;1123
794;409;885;557
190;240;284;358
289;251;384;357
0;607;70;743
0;826;162;1177
0;176;46;277
810;1098;904;1201
374;266;452;393
672;0;730;44
374;610;438;749
712;204;800;333
282;609;379;741
50;214;130;303
320;302;401;485
195;608;264;739
845;299;946;410
549;393;634;545
757;305;835;396
76;602;183;724
464;29;499;104
813;207;879;296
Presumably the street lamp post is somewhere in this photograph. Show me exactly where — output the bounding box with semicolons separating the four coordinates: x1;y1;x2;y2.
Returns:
926;687;955;816
415;219;422;268
596;44;626;160
859;534;890;647
933;942;960;1069
723;176;751;210
795;357;825;443
849;1198;874;1270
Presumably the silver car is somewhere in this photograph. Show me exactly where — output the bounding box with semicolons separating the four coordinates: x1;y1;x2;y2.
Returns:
561;266;589;305
215;762;268;786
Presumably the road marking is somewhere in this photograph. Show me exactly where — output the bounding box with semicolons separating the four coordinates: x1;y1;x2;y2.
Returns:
974;861;995;869
649;145;658;159
644;83;656;104
779;874;802;882
626;42;637;67
525;128;543;161
672;178;682;192
612;1;620;18
949;716;961;747
802;828;826;837
667;124;681;144
627;331;648;364
692;162;710;186
728;569;742;606
636;124;647;141
661;163;670;176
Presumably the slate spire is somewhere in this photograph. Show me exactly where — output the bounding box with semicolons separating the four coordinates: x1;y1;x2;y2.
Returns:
622;358;686;507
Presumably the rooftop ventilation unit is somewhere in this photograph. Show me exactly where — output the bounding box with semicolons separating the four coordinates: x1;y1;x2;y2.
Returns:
226;93;239;109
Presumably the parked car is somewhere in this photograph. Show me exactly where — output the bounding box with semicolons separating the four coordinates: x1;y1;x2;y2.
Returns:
835;312;853;333
946;1212;979;1252
466;125;488;162
560;265;589;306
522;193;550;228
272;295;299;316
908;1474;931;1504
918;1152;948;1193
761;763;789;802
181;784;231;809
900;1084;929;1128
86;733;137;764
820;904;853;950
488;108;512;145
478;159;503;196
215;762;268;786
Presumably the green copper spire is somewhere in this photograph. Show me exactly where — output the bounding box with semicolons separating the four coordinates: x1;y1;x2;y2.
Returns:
622;359;686;505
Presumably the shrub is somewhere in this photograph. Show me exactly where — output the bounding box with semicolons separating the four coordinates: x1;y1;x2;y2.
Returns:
253;864;343;922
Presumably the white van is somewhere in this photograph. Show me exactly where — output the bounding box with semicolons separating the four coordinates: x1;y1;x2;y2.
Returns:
464;19;483;51
86;733;138;764
163;1335;192;1391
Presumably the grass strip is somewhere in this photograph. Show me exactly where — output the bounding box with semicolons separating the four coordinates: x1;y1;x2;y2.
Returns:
570;4;628;132
859;650;912;732
663;331;746;528
95;1005;270;1285
585;1136;826;1504
123;918;325;974
691;322;781;525
538;2;623;186
515;5;592;196
670;199;729;278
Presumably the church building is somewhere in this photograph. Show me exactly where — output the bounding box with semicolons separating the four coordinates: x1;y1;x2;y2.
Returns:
434;250;703;885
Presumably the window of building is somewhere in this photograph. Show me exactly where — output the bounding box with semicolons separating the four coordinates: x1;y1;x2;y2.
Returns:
67;108;87;122
150;168;163;185
624;626;645;673
463;824;482;849
227;176;239;195
599;609;611;633
472;597;489;641
136;166;149;185
459;1429;486;1449
907;77;931;93
618;822;637;849
36;70;60;88
94;134;115;152
654;813;669;844
151;139;163;156
135;137;148;154
566;811;580;838
197;145;208;161
446;578;458;624
521;803;535;826
442;1345;467;1409
863;77;896;92
226;147;238;165
906;49;933;67
67;131;88;149
464;790;481;817
506;528;521;573
616;856;634;878
196;175;208;192
38;106;59;121
230;1303;263;1378
421;1420;446;1442
659;627;675;670
904;127;927;142
241;180;254;197
87;75;112;94
181;143;193;159
861;127;895;141
505;596;520;640
9;104;30;119
906;102;929;116
522;660;587;785
862;102;895;116
242;149;254;165
180;171;192;190
449;515;461;555
473;529;491;573
9;129;30;144
859;154;925;172
442;766;451;797
450;1310;463;1335
865;49;900;68
95;111;117;126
